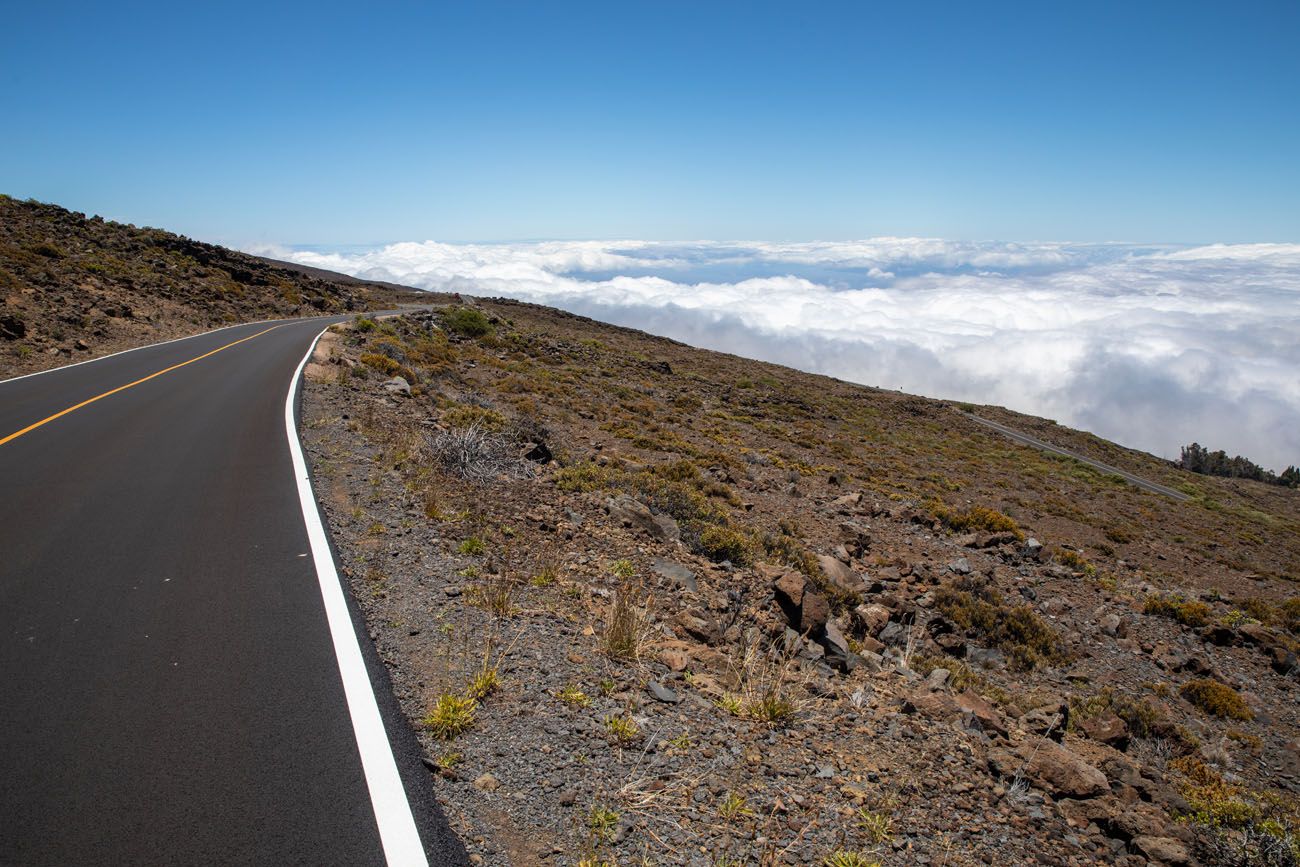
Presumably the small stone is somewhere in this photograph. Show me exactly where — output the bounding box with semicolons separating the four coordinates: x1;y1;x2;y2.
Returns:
647;680;681;703
660;649;689;671
948;558;973;575
925;668;951;690
651;558;698;592
1100;613;1124;637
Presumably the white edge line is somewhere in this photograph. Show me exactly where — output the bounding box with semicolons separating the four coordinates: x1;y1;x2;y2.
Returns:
0;314;332;387
284;325;429;867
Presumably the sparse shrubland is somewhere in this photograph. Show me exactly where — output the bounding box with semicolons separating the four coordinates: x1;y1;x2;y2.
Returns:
296;300;1300;866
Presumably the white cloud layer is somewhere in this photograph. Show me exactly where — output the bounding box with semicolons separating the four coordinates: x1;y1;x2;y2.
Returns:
255;238;1300;472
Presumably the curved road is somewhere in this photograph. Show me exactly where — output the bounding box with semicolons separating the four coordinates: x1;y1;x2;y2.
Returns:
0;317;465;865
961;411;1191;501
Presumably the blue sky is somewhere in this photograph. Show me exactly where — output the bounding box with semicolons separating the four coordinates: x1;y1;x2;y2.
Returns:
3;0;1297;245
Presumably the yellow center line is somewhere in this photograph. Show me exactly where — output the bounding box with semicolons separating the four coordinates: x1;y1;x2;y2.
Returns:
0;324;287;447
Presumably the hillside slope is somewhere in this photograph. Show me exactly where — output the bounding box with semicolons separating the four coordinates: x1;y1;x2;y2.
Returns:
300;301;1299;867
0;195;424;378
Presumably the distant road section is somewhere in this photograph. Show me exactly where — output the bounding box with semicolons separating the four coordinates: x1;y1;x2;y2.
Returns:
962;411;1192;502
0;318;462;865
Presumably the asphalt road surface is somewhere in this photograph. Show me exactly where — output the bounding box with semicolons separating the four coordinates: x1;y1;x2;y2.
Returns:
0;317;465;866
961;411;1192;501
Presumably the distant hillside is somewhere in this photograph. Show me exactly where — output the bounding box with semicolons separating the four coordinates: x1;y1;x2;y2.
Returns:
0;195;426;377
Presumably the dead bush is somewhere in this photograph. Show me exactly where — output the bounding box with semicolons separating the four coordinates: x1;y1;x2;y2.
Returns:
426;422;535;483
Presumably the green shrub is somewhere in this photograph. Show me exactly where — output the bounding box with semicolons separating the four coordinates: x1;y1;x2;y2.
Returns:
910;653;1010;704
822;853;881;867
761;531;823;581
1054;548;1096;576
1104;525;1134;544
696;524;754;565
442;306;493;338
554;461;619;493
1181;679;1253;720
359;352;399;375
458;536;487;556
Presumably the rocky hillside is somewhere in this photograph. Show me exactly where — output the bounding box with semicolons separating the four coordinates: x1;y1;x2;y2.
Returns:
299;302;1300;867
0;195;424;377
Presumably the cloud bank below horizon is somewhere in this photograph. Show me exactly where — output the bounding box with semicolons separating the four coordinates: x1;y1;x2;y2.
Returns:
254;238;1300;472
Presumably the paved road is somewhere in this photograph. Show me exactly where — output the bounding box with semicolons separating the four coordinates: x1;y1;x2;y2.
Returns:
961;411;1191;501
0;318;465;865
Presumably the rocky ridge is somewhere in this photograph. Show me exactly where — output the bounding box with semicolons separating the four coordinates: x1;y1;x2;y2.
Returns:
0;194;423;377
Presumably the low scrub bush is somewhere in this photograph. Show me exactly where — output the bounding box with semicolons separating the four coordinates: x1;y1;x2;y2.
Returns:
1181;678;1253;721
1145;593;1213;628
443;404;508;432
934;579;1067;671
358;352;418;384
696;524;755;565
928;500;1025;540
1054;548;1097;576
762;524;824;581
911;653;1010;704
1171;755;1300;865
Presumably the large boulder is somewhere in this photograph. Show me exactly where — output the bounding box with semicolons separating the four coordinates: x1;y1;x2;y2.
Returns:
0;314;26;340
772;570;830;634
821;619;861;672
1080;712;1130;750
1130;836;1192;866
997;740;1109;799
816;555;864;597
675;609;722;645
955;691;1008;738
854;603;891;636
